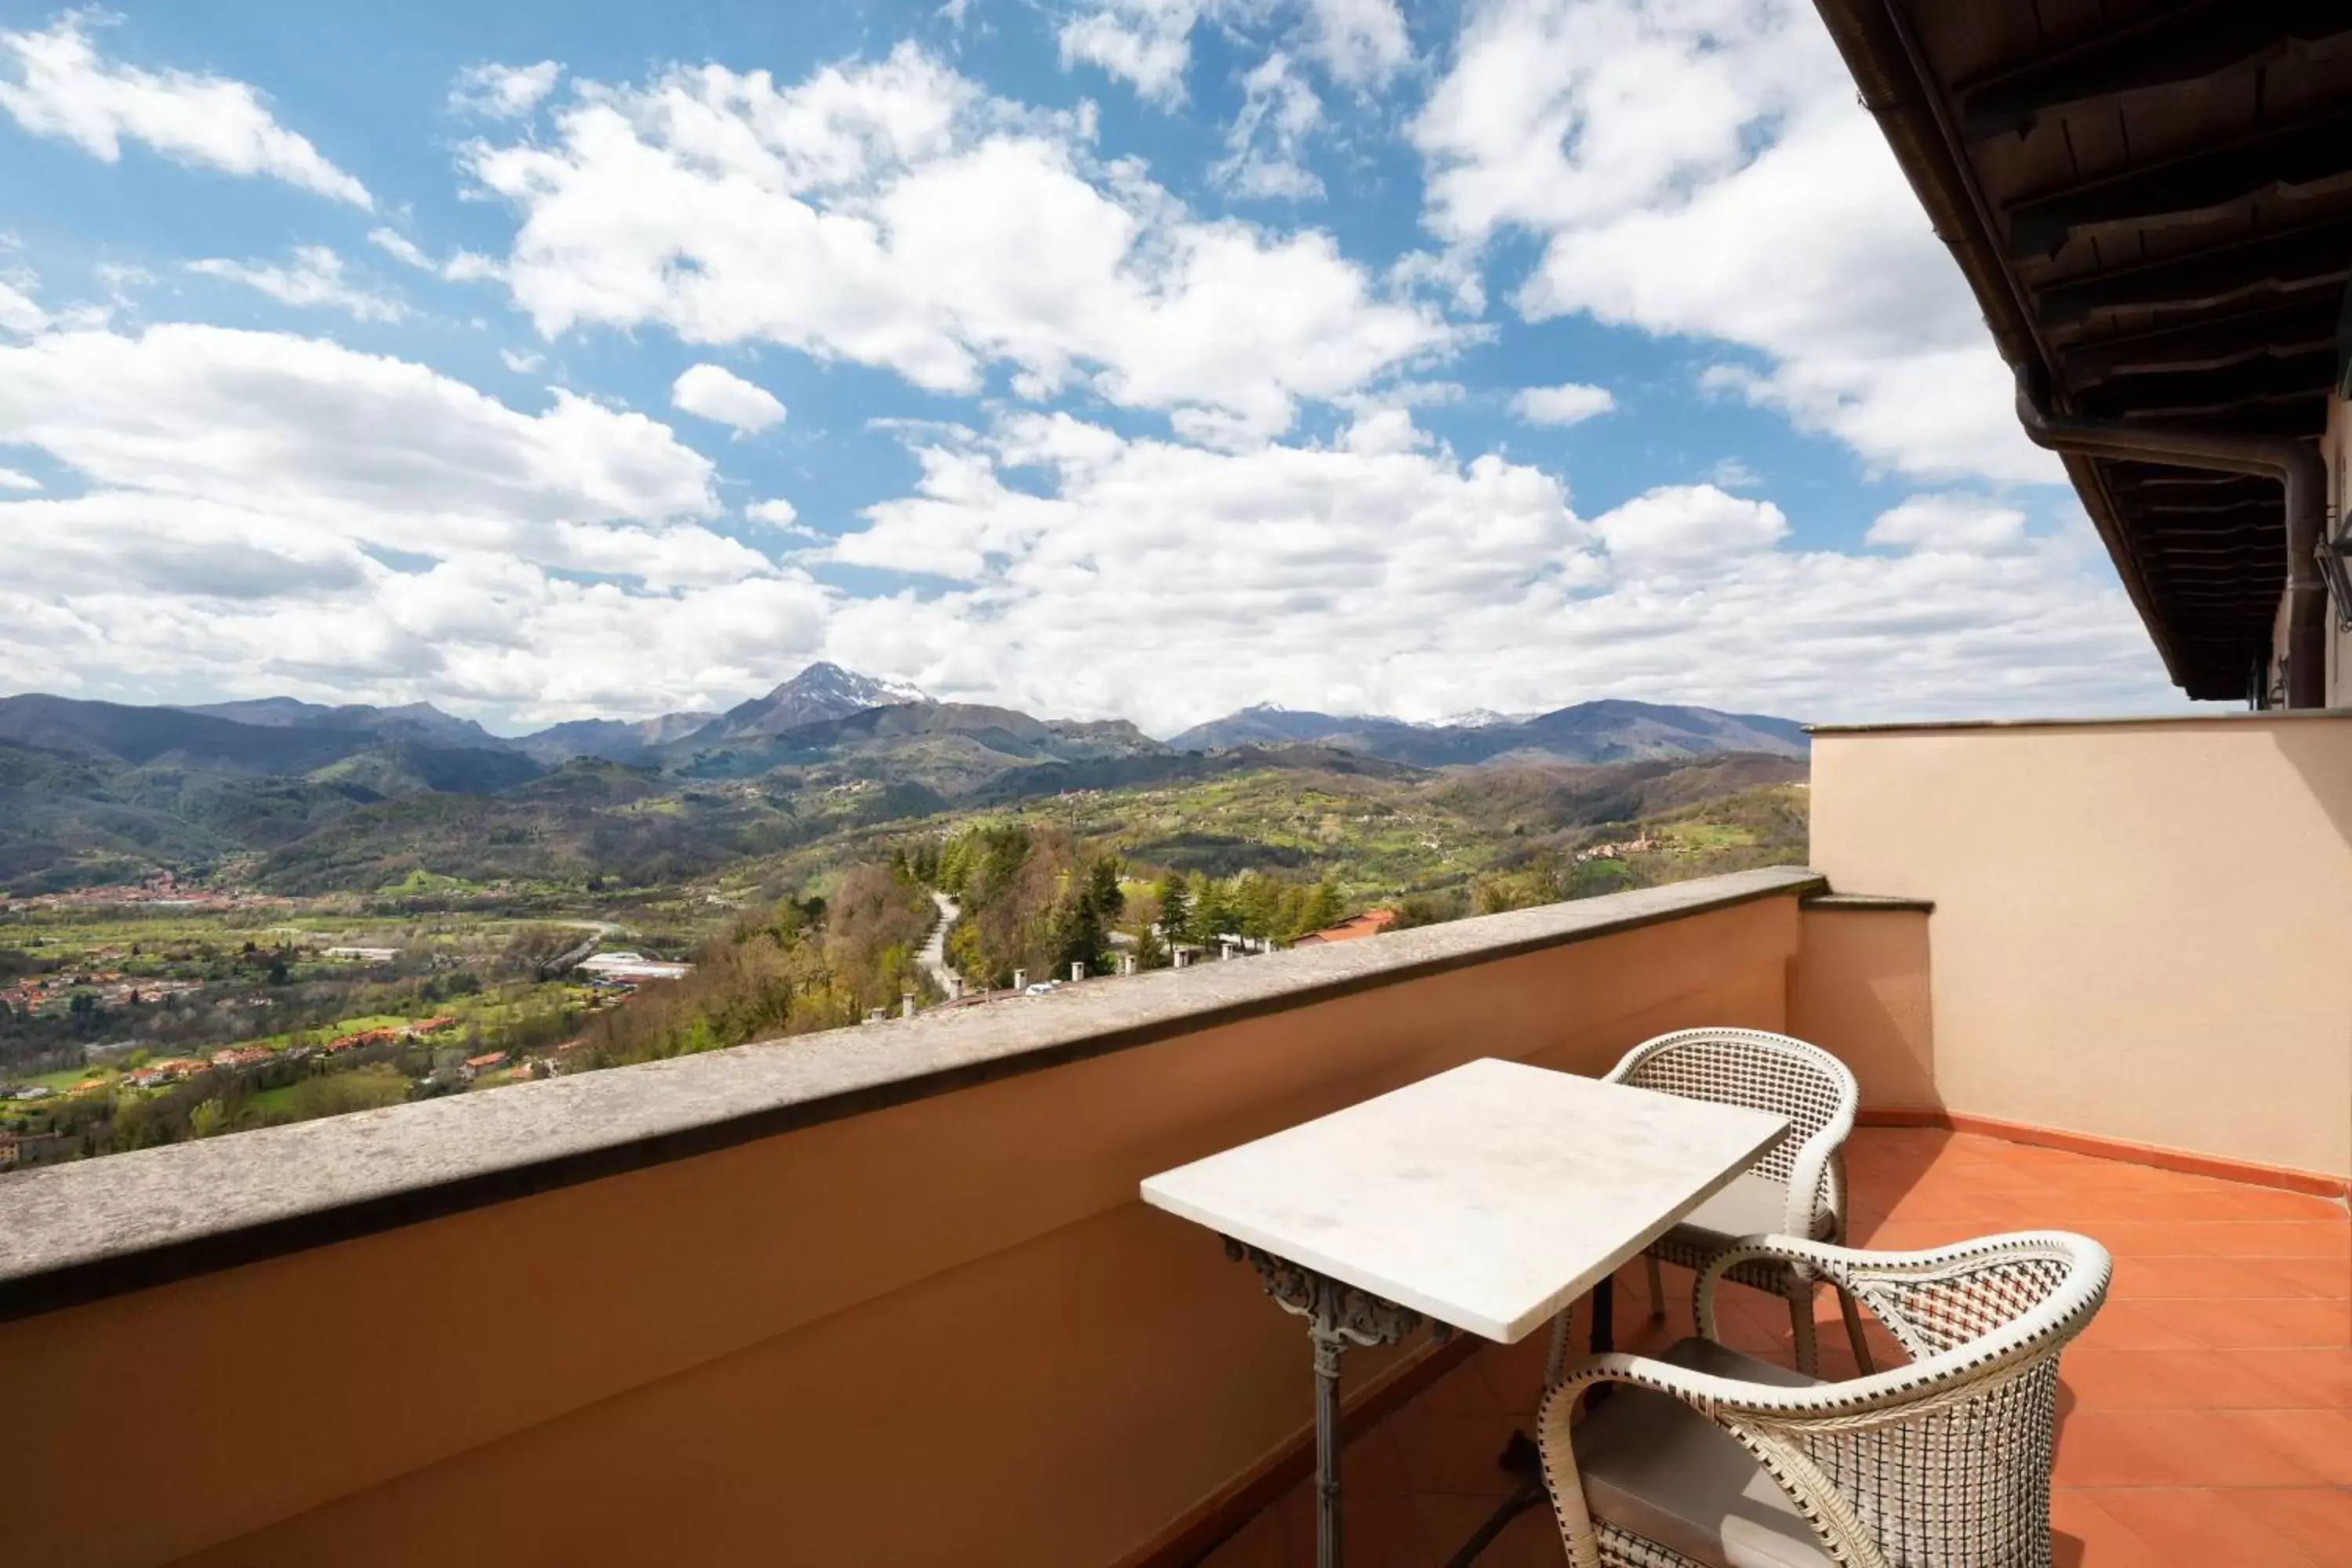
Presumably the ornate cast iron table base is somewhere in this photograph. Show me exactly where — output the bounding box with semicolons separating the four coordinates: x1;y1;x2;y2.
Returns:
1224;1238;1443;1568
1225;1242;1617;1568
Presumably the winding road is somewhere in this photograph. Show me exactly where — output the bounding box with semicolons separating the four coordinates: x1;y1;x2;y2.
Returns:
919;890;962;997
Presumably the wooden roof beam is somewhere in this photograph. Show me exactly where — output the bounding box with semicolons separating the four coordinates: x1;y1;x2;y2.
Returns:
1957;1;2352;141
2058;296;2344;383
2004;103;2352;260
2034;216;2352;327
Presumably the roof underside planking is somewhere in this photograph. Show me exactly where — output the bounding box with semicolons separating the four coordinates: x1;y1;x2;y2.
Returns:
1812;0;2352;701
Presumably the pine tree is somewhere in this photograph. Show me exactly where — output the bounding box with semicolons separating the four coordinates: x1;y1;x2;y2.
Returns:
1156;875;1192;946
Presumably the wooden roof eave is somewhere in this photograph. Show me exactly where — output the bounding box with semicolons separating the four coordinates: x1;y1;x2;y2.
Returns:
1808;0;2195;693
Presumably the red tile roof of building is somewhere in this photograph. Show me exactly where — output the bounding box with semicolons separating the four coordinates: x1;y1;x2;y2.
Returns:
1290;909;1398;946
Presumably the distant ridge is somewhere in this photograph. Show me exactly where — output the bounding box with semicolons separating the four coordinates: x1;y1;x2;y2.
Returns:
0;676;1811;896
1165;699;1806;765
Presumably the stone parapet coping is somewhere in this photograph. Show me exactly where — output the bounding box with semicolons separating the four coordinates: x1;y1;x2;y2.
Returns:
1800;892;1936;914
0;867;1824;1321
1807;708;2352;735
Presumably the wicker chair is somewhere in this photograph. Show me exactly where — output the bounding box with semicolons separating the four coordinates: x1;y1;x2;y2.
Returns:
1537;1230;2111;1568
1551;1028;1868;1379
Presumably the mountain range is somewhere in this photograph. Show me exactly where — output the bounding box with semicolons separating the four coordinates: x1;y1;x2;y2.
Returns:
1165;701;1808;765
0;666;1808;895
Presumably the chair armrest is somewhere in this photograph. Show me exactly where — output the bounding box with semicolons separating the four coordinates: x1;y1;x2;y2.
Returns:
1693;1233;1870;1341
1535;1349;1880;1568
1693;1230;2114;1359
1540;1350;1911;1568
1779;1102;1854;1241
1534;1352;1760;1568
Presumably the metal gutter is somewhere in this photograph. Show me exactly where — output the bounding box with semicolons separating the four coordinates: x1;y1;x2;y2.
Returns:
2015;371;2328;708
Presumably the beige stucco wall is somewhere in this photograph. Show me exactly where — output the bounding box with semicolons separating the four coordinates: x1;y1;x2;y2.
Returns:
1787;907;1934;1110
1809;719;2352;1178
0;895;1801;1568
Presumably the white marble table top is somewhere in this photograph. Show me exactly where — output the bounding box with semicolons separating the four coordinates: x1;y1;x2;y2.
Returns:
1140;1058;1788;1343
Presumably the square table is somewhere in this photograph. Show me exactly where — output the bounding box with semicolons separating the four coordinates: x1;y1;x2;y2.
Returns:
1141;1057;1788;1568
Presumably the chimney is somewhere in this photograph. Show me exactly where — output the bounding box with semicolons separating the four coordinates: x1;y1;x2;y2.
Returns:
1119;953;1137;976
946;976;962;1000
1012;968;1027;993
864;1007;884;1024
901;992;916;1018
1220;942;1234;962
1070;961;1085;983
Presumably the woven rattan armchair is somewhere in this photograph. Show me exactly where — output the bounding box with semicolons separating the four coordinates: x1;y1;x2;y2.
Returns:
1551;1028;1867;1379
1537;1230;2111;1568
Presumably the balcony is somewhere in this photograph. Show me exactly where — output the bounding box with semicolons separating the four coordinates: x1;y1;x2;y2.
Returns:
1;711;2347;1567
1197;1123;2352;1567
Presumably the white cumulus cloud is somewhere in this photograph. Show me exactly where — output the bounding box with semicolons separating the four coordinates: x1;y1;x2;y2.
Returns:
1213;51;1324;200
806;413;2174;733
0;13;370;207
466;43;1461;441
1589;483;1784;564
670;363;788;434
1510;382;1614;426
1058;0;1201;104
1301;0;1411;85
1414;0;2054;485
1868;494;2031;555
0;277;46;336
0;464;39;490
0;324;828;723
451;60;561;118
187;245;406;322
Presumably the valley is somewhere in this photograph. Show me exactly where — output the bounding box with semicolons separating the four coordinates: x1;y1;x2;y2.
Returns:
0;666;1811;1167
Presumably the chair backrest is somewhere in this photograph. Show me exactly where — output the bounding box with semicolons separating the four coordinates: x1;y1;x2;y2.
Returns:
1744;1232;2112;1568
1606;1028;1857;1202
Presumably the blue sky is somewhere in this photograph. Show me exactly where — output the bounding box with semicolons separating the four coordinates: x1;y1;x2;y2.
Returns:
0;1;2190;735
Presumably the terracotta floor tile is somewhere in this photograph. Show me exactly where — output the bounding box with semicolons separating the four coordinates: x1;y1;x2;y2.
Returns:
2108;1256;2321;1300
1274;1473;1431;1568
2055;1408;2328;1486
1382;1402;1527;1498
2070;1298;2208;1351
1411;1493;1563;1568
2238;1487;2352;1565
2169;1221;2349;1260
2268;1255;2352;1299
2103;1348;2331;1410
2098;1222;2352;1269
2057;1348;2209;1410
2089;1487;2324;1566
2223;1348;2352;1409
1468;1502;1569;1567
2048;1491;2169;1568
1200;1506;1287;1568
2214;1408;2352;1485
2160;1294;2351;1349
1417;1356;1504;1418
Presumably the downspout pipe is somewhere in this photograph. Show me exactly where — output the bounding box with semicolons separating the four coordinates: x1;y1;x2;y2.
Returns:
2016;370;2328;709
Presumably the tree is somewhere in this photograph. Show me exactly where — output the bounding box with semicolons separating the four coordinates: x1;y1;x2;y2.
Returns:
1156;875;1192;946
1192;875;1236;944
1084;856;1125;920
1234;874;1280;940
